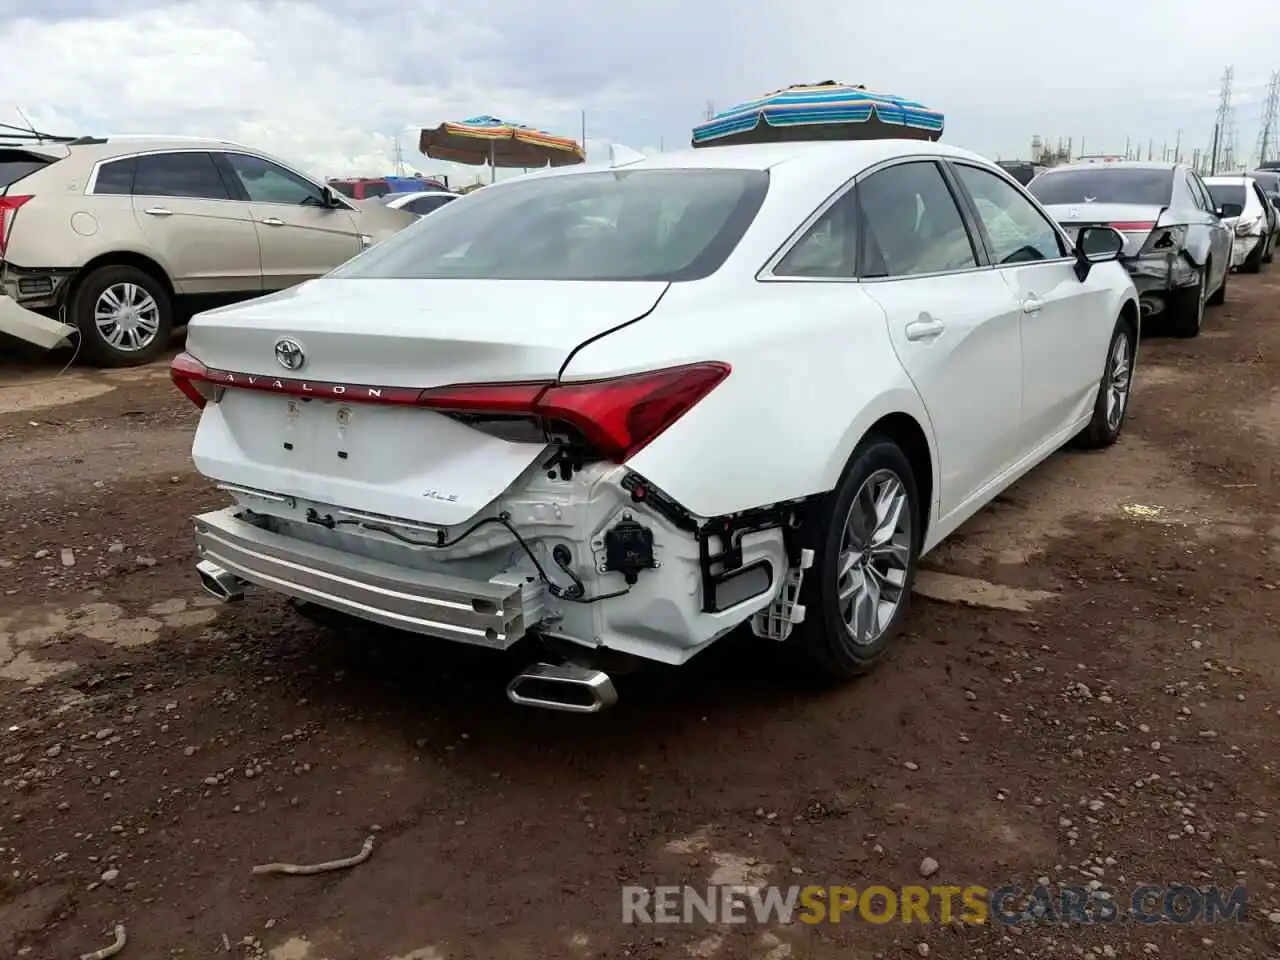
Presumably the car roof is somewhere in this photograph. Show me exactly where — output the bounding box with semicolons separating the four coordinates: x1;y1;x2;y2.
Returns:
503;139;998;192
1038;161;1180;174
1202;175;1254;185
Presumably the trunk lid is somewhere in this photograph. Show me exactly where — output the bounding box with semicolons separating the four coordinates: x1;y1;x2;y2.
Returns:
1041;202;1167;257
186;277;668;526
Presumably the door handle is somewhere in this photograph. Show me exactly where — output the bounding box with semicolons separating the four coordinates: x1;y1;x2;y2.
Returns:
904;318;946;341
260;217;285;226
143;207;172;217
1020;295;1043;314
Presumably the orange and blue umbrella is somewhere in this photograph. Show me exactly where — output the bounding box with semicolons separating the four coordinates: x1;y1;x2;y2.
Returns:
419;116;585;182
692;82;944;148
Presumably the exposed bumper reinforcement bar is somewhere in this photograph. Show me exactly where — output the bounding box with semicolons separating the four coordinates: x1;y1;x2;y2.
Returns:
193;507;538;649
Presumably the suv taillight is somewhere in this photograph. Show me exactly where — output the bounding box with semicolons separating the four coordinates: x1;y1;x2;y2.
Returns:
0;195;32;257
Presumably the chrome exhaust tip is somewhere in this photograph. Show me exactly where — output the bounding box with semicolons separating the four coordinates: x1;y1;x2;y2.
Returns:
506;662;618;714
196;559;246;602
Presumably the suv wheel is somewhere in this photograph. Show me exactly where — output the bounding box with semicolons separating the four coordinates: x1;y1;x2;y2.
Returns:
70;264;173;367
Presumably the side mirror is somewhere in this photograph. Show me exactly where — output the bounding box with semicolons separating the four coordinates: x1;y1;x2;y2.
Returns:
1073;225;1125;281
321;186;345;208
1218;202;1243;218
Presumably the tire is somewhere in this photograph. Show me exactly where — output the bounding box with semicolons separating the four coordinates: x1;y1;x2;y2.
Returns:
1207;261;1227;307
1071;317;1136;450
792;435;922;679
1169;267;1207;338
1241;240;1264;274
69;264;174;367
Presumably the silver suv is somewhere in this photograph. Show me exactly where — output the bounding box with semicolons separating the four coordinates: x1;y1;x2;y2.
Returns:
0;134;416;366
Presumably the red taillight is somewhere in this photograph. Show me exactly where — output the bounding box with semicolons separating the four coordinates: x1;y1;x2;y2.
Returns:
170;351;218;409
0;195;32;256
419;362;731;462
167;353;730;463
1109;221;1155;232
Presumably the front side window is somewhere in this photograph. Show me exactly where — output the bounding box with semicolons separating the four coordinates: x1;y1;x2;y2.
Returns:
953;164;1065;264
93;157;137;195
1184;174;1208;211
222;154;325;205
331;168;770;282
856;161;977;278
773;192;858;278
133;152;230;200
1204;182;1246;211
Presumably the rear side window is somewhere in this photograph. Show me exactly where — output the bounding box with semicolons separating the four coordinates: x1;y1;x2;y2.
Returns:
856;161;978;278
134;152;230;200
0;150;53;190
774;192;858;278
93;157;136;195
1028;168;1173;206
1205;183;1246;210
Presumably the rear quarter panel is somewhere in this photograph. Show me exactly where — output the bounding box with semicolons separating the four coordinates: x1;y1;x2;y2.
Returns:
5;161;163;274
559;278;936;519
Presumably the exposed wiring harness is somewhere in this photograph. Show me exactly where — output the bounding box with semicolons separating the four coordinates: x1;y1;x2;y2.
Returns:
304;508;631;604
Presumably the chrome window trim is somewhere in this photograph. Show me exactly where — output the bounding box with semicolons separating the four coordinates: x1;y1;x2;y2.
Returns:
758;154;1001;284
83;146;354;210
946;158;1078;267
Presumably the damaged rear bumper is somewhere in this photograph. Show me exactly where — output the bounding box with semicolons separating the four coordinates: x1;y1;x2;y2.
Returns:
194;506;543;648
0;293;74;350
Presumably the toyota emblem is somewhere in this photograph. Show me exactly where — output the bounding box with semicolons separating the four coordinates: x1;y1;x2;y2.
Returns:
274;338;305;371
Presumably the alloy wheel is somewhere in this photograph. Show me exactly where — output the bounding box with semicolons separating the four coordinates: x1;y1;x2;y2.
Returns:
836;469;913;647
1105;332;1132;431
94;283;161;353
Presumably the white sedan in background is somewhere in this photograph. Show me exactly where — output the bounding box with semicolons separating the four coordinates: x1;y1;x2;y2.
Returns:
173;138;1140;713
371;189;461;217
1203;175;1273;272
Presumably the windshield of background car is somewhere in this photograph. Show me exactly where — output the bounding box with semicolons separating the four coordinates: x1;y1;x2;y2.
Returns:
1028;168;1173;206
1205;183;1247;209
330;168;771;282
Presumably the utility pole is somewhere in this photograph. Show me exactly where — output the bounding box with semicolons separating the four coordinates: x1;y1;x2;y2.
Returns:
1192;148;1201;172
1257;71;1280;166
580;110;586;151
704;101;716;121
392;136;406;176
1174;129;1182;164
1124;136;1130;160
1212;66;1235;173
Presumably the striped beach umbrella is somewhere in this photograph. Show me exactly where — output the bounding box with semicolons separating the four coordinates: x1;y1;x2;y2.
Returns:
419;116;585;183
691;82;944;148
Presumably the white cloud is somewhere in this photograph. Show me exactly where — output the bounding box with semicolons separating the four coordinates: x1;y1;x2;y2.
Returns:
1;0;1278;175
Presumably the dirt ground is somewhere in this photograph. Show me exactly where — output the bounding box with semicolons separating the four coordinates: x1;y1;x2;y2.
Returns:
1;275;1279;960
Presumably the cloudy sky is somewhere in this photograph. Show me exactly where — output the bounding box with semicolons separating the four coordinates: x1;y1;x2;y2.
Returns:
1;0;1277;182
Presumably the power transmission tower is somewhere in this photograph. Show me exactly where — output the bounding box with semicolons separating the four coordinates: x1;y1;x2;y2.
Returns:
1257;71;1280;167
392;136;406;176
1212;66;1236;173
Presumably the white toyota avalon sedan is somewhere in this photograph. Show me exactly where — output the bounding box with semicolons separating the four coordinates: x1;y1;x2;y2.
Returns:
172;138;1140;713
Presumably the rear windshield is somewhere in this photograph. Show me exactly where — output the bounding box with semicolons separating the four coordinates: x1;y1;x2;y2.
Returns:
331;168;771;282
1205;183;1247;209
1029;168;1173;206
0;150;54;190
